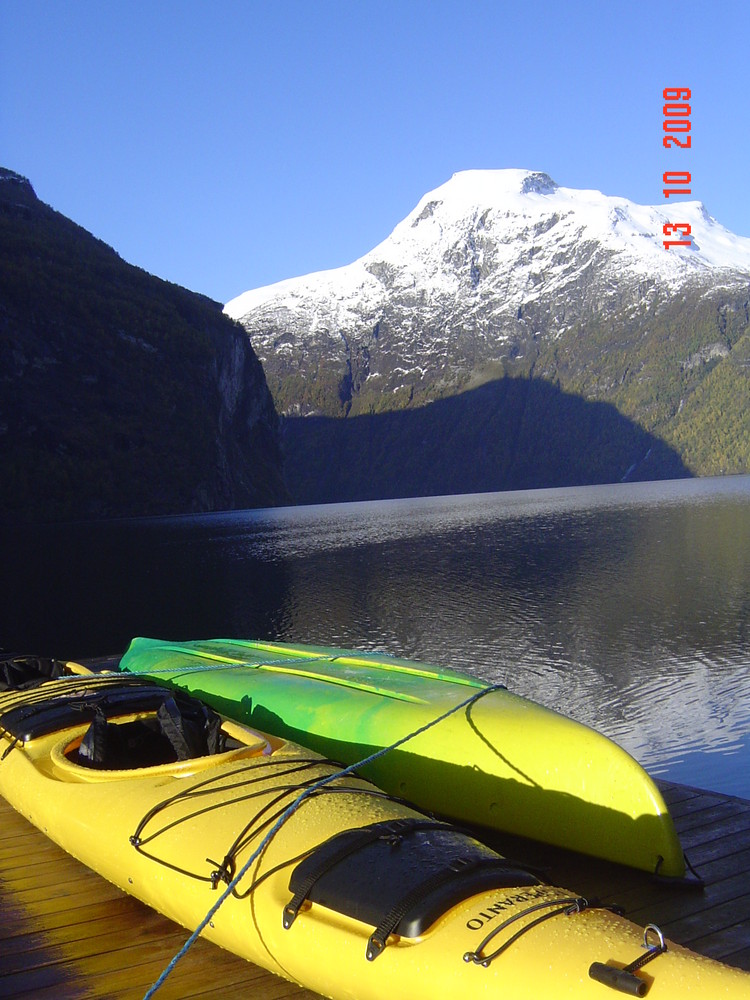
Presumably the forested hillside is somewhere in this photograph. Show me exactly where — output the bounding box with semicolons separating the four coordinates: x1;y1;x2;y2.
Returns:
0;168;288;520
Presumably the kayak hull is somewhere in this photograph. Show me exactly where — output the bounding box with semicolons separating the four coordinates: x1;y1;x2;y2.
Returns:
118;637;685;878
0;662;747;1000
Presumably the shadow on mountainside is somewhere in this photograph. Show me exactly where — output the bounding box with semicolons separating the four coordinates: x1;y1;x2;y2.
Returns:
281;376;691;505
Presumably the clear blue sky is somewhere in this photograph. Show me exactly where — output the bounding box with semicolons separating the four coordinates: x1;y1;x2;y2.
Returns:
3;0;748;304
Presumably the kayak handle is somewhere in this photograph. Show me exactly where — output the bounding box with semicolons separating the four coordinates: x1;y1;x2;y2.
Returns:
588;963;648;997
589;924;667;996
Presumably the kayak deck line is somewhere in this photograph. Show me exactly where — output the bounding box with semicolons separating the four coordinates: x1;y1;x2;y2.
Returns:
218;638;488;689
145;645;431;705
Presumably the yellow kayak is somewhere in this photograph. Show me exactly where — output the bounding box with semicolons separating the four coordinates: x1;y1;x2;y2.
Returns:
119;636;687;879
0;655;748;999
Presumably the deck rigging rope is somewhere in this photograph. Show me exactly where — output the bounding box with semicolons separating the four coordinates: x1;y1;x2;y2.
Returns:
140;681;506;998
130;758;406;885
462;895;623;968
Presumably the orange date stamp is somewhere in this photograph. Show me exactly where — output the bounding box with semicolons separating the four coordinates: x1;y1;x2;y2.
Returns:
662;87;692;249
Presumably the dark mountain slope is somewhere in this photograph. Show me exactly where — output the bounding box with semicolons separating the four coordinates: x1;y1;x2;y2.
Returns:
281;378;690;505
0;168;288;520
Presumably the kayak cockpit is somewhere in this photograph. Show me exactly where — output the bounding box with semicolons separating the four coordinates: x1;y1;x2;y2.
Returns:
47;719;270;781
0;659;270;777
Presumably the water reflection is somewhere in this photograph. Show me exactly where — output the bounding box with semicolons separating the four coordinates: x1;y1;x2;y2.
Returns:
1;475;748;796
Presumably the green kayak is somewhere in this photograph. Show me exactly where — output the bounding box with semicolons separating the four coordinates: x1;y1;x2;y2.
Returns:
118;636;687;879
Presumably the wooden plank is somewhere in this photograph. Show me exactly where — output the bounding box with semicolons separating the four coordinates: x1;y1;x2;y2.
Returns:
1;909;320;1000
2;904;184;973
627;871;749;926
0;835;69;863
1;897;150;952
5;874;125;912
723;945;750;968
666;787;729;810
658;781;704;806
612;845;750;916
674;798;750;834
683;825;750;865
667;895;750;950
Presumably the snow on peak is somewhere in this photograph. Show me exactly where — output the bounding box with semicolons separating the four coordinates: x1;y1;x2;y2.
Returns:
225;170;750;321
397;169;558;231
421;168;558;204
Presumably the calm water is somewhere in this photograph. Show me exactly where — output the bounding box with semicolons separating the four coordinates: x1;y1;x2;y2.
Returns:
2;476;749;797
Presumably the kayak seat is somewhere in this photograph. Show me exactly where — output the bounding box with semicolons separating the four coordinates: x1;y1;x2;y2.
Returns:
0;681;223;769
75;693;223;769
0;654;64;691
285;818;540;959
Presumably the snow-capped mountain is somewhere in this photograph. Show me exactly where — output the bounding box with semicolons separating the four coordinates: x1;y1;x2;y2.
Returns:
224;169;750;503
225;169;750;419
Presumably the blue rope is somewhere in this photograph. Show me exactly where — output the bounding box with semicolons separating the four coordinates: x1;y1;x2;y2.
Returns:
141;682;504;998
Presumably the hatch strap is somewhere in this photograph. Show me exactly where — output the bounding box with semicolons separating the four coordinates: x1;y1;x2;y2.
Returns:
282;818;448;929
284;817;539;960
366;855;500;961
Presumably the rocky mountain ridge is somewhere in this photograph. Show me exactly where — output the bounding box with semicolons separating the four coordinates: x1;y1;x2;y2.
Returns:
226;170;750;501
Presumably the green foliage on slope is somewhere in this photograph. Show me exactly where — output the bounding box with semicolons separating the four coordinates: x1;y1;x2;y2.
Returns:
273;281;750;502
663;332;750;475
540;288;750;476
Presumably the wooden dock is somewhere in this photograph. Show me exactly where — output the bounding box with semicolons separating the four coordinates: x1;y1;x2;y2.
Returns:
2;780;749;998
